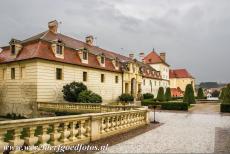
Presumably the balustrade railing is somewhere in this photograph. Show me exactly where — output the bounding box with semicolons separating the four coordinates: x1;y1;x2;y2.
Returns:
0;109;149;154
38;102;139;113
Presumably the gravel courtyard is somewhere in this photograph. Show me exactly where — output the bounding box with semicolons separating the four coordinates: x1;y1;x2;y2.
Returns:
101;106;230;153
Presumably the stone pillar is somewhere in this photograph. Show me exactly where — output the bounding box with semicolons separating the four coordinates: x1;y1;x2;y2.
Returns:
90;116;101;141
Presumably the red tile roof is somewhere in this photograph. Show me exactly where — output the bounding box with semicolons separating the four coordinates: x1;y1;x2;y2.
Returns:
169;69;194;78
0;30;162;80
171;87;184;97
143;51;169;66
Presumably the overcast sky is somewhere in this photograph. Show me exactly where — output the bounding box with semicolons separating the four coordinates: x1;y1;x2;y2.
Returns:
0;0;230;83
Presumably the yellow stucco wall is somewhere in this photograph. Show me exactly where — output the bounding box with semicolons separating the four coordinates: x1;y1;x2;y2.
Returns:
170;78;195;92
0;60;37;117
36;59;122;103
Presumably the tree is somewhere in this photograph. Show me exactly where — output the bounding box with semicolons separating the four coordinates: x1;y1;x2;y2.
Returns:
119;93;134;103
211;90;220;98
143;93;154;100
157;87;165;102
223;84;230;103
165;87;171;101
183;84;195;104
219;87;226;100
197;87;205;99
62;82;87;102
78;90;102;103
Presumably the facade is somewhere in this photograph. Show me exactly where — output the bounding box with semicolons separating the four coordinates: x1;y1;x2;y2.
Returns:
0;20;168;117
169;69;195;93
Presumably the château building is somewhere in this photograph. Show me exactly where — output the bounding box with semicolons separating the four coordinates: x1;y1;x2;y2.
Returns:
0;20;170;117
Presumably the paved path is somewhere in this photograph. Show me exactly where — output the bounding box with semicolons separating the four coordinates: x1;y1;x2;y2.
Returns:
101;108;230;153
189;103;220;114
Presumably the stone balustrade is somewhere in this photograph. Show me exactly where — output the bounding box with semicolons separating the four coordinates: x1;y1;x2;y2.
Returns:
0;108;149;154
38;102;139;113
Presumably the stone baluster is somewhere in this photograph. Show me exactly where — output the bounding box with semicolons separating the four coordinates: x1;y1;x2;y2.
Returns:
9;128;24;153
69;121;79;142
105;117;110;132
78;120;86;139
110;116;116;131
60;122;70;144
24;126;38;146
85;120;91;137
101;118;106;133
0;129;8;153
38;125;50;146
50;123;61;145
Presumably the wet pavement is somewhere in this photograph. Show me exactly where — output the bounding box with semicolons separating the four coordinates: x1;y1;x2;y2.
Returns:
100;104;230;153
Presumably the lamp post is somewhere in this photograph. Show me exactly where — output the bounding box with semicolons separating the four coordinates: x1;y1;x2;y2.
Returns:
151;105;159;124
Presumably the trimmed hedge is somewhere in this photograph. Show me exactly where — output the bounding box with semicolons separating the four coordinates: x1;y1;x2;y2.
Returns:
141;99;154;106
220;103;230;113
161;102;188;111
143;93;154;99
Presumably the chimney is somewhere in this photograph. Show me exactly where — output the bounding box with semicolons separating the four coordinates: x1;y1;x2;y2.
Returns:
48;20;58;34
129;53;134;59
160;52;166;62
85;35;94;46
139;52;145;62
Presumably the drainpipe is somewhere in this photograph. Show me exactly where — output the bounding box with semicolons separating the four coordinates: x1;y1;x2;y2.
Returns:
122;72;124;94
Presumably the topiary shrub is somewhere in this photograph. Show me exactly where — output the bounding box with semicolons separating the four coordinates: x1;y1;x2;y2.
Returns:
143;93;154;100
197;87;205;99
223;84;230;103
165;87;171;101
119;93;134;103
183;84;195;104
78;90;102;103
220;103;230;112
161;102;188;111
157;87;165;102
62;82;87;102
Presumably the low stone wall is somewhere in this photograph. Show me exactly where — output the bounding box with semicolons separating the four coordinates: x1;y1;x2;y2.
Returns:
0;108;150;154
38;102;139;113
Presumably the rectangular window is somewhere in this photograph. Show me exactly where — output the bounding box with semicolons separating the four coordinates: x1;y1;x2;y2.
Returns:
11;68;15;79
56;68;62;80
143;79;145;85
101;56;105;64
83;72;87;82
101;74;105;83
56;44;63;55
115;76;118;83
83;51;88;60
20;67;26;79
11;45;15;55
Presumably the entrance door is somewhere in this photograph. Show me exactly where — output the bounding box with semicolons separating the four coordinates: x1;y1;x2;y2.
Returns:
131;78;136;96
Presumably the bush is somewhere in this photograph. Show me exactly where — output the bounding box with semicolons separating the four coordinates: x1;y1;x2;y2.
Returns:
223;84;230;103
119;93;134;103
220;103;230;113
197;87;205;99
219;87;226;100
141;99;154;106
157;87;165;102
62;82;87;102
183;84;195;104
161;102;188;111
78;90;102;103
212;90;220;97
165;87;171;101
143;93;154;99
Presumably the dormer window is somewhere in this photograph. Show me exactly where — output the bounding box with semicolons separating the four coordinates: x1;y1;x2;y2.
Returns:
83;51;88;60
11;44;16;55
51;40;64;59
9;38;22;57
101;56;105;64
56;44;63;55
97;53;105;67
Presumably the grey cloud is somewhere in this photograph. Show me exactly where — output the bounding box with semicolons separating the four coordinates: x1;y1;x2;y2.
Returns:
0;0;230;83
